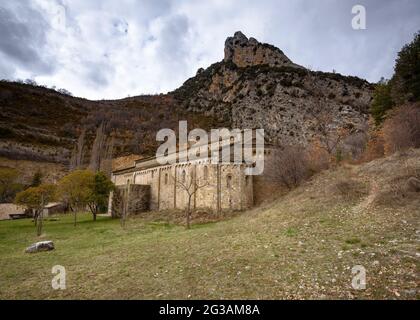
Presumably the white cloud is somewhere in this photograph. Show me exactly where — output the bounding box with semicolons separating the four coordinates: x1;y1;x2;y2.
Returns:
0;0;419;99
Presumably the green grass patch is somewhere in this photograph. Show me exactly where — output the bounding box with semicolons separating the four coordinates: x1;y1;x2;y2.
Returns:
285;227;297;237
345;237;361;245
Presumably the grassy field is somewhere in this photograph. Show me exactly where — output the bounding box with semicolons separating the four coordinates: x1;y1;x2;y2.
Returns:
0;150;419;299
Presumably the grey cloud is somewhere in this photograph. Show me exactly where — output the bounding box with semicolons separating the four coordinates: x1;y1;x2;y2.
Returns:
0;0;418;99
0;52;14;79
155;14;190;65
83;60;115;89
255;0;420;82
0;4;54;77
112;19;129;36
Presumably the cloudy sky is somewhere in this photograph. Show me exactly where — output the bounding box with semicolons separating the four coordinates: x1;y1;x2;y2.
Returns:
0;0;419;100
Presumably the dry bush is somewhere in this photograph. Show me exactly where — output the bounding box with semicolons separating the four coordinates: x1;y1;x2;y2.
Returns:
342;128;369;161
266;145;311;190
361;130;385;162
333;179;368;201
306;141;330;172
373;184;407;206
382;103;420;155
373;166;420;206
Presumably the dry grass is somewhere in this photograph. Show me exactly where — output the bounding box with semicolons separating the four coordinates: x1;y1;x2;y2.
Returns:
332;178;369;201
0;149;419;300
136;209;242;226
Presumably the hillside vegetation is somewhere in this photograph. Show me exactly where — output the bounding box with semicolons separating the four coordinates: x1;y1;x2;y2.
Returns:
0;81;220;179
0;149;418;299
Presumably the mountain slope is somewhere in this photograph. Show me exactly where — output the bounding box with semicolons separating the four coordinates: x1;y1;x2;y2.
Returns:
0;81;220;179
0;149;418;299
0;31;373;180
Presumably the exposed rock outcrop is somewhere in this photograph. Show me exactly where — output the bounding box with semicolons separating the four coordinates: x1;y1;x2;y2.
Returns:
406;177;420;192
224;31;302;69
174;31;373;146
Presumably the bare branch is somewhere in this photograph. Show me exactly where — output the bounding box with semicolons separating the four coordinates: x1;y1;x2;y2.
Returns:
171;166;209;229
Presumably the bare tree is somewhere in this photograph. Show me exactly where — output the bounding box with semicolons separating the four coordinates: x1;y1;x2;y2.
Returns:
308;97;352;157
120;181;130;229
172;168;208;229
383;103;420;154
266;145;310;190
342;129;368;160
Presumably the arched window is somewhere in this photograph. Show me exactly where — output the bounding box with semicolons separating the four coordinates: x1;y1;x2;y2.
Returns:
226;175;232;189
181;170;186;183
245;175;250;186
165;173;168;185
203;166;208;180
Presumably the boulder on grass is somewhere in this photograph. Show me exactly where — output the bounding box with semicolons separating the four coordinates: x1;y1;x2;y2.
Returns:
406;177;420;192
25;241;54;253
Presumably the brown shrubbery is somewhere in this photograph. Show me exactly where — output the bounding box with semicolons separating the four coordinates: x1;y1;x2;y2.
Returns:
361;103;419;162
306;141;330;172
361;129;385;162
266;140;337;191
382;104;420;154
333;179;369;201
267;145;311;190
373;165;420;206
267;104;419;193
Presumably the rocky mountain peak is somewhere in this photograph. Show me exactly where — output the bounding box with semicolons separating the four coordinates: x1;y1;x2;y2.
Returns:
224;31;301;68
175;31;372;147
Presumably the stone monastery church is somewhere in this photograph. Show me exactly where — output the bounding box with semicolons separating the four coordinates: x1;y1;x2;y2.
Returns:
109;131;277;216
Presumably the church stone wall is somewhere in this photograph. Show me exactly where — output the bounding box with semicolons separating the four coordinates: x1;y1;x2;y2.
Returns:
110;184;150;217
112;162;254;214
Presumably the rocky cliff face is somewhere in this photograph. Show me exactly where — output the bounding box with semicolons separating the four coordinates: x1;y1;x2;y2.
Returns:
174;31;373;146
224;31;302;69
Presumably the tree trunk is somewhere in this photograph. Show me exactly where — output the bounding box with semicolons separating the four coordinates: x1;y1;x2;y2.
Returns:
74;211;77;227
186;197;191;229
89;204;97;221
37;211;43;236
121;182;130;229
37;194;45;236
34;211;38;226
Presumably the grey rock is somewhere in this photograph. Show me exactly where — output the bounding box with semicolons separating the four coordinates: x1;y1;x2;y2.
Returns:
406;177;420;192
196;67;204;75
223;30;299;68
25;241;54;253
